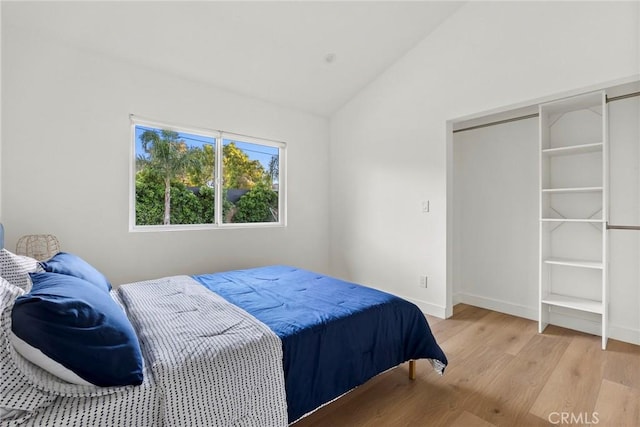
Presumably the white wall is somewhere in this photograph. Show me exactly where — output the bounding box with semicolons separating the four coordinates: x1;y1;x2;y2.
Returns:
1;24;330;285
452;118;539;319
329;1;639;318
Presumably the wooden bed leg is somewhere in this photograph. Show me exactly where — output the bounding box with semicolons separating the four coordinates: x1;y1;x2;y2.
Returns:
409;360;416;380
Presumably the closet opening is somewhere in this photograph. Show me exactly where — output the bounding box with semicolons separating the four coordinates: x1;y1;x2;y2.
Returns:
447;78;640;347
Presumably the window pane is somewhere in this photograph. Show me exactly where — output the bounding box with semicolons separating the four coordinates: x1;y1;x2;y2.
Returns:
222;138;279;224
134;125;216;226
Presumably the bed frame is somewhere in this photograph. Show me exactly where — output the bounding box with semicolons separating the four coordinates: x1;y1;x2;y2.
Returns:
0;221;418;406
0;222;417;381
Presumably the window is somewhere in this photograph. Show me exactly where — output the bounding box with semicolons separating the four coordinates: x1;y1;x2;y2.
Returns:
130;118;285;230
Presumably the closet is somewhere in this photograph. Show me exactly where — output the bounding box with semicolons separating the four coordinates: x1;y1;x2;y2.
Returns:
452;82;640;347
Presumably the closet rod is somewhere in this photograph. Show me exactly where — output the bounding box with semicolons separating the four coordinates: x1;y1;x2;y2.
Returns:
452;113;538;133
607;91;640;103
453;90;640;133
607;224;640;231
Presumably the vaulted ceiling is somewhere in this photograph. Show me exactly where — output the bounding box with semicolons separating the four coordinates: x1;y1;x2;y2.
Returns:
3;1;464;117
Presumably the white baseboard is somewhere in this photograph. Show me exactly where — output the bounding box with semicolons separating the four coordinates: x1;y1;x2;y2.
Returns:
454;292;640;346
454;292;537;321
547;309;601;336
401;295;447;319
609;324;640;346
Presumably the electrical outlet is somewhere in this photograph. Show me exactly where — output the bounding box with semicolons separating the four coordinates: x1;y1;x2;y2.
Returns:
419;276;428;288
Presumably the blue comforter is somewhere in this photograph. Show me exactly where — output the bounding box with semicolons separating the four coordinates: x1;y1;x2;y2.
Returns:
193;265;447;423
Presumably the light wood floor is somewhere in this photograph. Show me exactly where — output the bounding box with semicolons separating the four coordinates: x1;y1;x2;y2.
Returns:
292;304;640;427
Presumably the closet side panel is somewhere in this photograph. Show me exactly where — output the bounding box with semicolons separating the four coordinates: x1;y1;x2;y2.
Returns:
608;97;640;344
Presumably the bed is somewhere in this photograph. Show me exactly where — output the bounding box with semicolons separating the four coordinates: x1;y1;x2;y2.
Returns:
0;224;447;426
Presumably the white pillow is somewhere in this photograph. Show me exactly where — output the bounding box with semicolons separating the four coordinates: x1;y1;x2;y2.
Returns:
9;333;92;386
0;249;43;292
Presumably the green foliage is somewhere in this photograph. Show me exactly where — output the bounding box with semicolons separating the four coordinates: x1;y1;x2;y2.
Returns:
135;130;278;226
168;182;202;224
233;181;278;223
135;173;164;225
138;129;202;225
221;189;235;222
135;171;215;226
186;144;215;187
197;185;215;224
223;142;266;189
138;130;194;181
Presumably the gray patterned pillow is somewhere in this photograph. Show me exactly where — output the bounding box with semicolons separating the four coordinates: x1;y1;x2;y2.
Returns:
0;249;43;292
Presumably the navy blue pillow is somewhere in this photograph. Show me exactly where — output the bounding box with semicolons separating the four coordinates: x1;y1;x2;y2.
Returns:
11;272;143;387
41;252;111;292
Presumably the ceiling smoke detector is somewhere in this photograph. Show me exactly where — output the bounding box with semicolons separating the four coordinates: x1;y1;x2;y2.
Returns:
324;53;336;64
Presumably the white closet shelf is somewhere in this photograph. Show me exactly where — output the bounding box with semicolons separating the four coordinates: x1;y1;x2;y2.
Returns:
541;186;603;193
539;90;607;350
542;142;603;156
540;218;604;223
543;257;603;269
541;294;603;314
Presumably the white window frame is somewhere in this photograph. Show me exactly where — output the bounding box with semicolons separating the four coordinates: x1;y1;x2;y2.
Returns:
129;117;286;232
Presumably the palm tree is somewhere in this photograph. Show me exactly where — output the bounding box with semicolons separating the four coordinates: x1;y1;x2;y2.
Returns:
138;129;194;225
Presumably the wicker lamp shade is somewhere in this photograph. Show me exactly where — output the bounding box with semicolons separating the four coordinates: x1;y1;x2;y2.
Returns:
16;234;61;261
